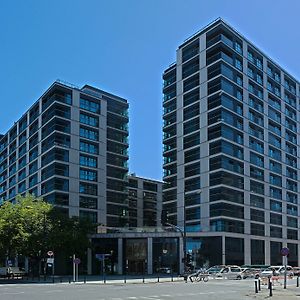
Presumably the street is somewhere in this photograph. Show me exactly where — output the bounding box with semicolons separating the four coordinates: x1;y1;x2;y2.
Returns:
1;278;299;300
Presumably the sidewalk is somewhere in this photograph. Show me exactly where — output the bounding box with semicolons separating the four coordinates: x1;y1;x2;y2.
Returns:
0;274;183;285
248;282;300;299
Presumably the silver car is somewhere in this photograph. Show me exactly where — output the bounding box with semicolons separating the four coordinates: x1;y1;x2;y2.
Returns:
216;265;242;280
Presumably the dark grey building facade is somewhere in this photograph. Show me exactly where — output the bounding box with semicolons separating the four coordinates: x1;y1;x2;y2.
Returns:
163;18;300;268
0;80;129;228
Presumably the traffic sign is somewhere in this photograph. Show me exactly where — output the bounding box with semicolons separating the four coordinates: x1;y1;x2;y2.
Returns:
47;251;54;256
281;247;289;256
95;254;105;261
95;253;111;261
47;258;54;264
73;258;81;265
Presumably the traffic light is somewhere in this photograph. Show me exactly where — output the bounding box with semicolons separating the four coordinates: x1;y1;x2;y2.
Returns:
161;209;169;226
186;253;192;264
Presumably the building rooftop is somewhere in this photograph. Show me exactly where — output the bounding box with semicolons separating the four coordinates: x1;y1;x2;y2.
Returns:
177;18;300;85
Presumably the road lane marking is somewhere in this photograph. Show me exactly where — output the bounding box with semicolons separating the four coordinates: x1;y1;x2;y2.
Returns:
2;292;25;295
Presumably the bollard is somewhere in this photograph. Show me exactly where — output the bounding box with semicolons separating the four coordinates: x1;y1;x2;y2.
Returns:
124;273;126;284
84;276;86;284
69;276;71;284
171;270;173;282
158;273;160;283
258;278;261;291
184;274;188;283
52;276;55;284
269;277;273;297
297;276;299;288
255;281;258;293
60;277;62;283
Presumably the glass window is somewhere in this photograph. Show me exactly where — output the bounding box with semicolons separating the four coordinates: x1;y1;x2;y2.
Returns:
80;140;99;154
210;187;244;204
250;223;264;236
80;97;100;113
270;226;282;238
80;154;97;168
249;138;264;154
250;194;264;209
250;152;264;167
270;173;282;187
79;196;98;209
80;126;99;141
250;166;264;181
80;168;97;182
270;186;282;200
270;200;282;212
210;171;244;189
210;140;243;159
250;180;264;195
80;113;99;127
79;182;98;195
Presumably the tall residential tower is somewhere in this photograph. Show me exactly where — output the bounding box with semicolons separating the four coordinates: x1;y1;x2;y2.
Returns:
0;80;129;228
163;18;300;266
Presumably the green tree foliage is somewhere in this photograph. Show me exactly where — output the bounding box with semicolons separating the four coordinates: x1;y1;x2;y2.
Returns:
0;194;96;264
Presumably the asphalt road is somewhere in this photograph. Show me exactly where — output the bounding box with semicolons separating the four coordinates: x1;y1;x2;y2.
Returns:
0;278;299;300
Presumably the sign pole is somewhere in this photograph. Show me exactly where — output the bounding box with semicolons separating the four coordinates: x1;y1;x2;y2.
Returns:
76;262;78;282
284;255;287;289
73;254;76;282
281;247;289;289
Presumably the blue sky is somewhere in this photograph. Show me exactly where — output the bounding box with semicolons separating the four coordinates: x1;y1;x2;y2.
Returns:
1;0;300;180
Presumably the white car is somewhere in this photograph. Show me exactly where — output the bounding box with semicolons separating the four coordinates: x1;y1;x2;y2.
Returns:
216;265;242;280
260;265;294;277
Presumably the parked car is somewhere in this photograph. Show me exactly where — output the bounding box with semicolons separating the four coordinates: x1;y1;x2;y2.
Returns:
206;265;226;276
157;267;171;274
293;267;300;276
241;268;260;279
0;266;26;278
216;265;242;280
9;267;27;278
260;265;294;277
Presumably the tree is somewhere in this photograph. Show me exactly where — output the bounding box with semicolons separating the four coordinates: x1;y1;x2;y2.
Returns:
47;208;96;258
0;194;51;263
0;194;97;273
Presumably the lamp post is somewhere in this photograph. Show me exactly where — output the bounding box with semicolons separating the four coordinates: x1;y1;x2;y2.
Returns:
43;211;47;279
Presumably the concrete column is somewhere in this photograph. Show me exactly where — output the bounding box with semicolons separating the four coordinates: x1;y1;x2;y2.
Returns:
25;257;29;273
117;238;123;275
298;243;300;267
15;256;18;267
147;237;153;274
87;248;92;275
179;237;184;274
222;236;226;265
265;240;270;265
244;238;251;265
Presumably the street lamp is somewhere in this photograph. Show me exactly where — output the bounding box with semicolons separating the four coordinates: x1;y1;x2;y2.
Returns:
162;204;186;274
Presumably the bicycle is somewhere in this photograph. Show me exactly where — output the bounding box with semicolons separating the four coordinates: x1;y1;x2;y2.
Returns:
189;272;209;282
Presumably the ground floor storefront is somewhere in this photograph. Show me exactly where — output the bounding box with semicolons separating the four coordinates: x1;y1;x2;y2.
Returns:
87;232;300;275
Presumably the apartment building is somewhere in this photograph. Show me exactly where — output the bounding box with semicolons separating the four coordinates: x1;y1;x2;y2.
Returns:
0;80;129;228
128;174;163;227
162;18;300;267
